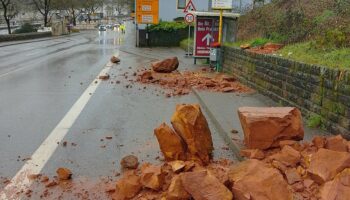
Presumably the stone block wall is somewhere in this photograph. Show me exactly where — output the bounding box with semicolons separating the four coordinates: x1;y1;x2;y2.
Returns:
223;46;350;138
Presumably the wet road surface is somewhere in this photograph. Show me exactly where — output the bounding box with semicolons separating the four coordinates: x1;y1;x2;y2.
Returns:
0;24;236;198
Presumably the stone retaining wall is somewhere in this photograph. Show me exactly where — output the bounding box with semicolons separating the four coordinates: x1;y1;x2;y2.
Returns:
223;46;350;138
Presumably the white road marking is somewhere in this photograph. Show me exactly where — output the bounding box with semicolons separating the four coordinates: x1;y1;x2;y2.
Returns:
0;54;117;200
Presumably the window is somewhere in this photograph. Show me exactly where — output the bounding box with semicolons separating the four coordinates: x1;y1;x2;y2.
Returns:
177;0;187;9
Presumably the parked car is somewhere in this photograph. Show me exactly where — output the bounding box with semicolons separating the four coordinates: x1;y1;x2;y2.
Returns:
98;25;106;31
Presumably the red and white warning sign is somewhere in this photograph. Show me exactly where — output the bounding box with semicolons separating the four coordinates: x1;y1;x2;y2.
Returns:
183;0;196;13
184;13;194;23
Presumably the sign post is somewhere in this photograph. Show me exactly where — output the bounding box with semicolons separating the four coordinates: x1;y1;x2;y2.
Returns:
211;0;233;71
183;0;196;57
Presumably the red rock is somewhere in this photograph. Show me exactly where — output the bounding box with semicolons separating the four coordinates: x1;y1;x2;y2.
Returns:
229;159;292;200
307;148;350;184
140;163;165;191
263;43;284;50
271;160;288;173
239;149;265;159
152;57;179;73
325;135;348;152
120;155;139;169
312;136;326;149
291;181;304;192
181;170;233;200
56;167;72;180
238;107;304;150
240;44;251;49
171;104;213;165
45;180;57;187
284;168;302;184
110;56;120;63
167;175;190;200
271;145;301;167
113;171;142;200
320;168;350;200
303;179;314;188
154;123;187;161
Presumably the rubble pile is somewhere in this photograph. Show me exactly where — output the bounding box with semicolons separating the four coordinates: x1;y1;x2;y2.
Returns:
137;69;252;97
111;105;350;200
241;43;284;54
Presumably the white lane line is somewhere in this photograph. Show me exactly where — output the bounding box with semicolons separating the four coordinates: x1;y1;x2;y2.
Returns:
0;56;116;200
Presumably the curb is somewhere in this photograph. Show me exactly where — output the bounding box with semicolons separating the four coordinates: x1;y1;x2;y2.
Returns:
191;88;244;161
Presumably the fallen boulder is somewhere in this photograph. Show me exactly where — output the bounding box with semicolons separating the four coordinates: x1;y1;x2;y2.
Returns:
239;149;265;160
99;74;110;80
120;155;139;169
270;145;301;167
56;168;72;180
307;148;350;184
238;107;304;150
112;171;142;200
152;57;179;73
171;104;214;165
154;123;187;161
140;163;165;191
181;170;233;200
229;159;292;200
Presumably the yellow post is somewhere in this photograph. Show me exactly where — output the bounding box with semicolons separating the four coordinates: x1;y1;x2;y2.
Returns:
218;9;223;44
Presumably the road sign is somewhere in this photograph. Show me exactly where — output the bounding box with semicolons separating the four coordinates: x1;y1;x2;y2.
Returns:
183;0;196;13
136;0;159;24
194;18;219;57
184;13;194;23
212;0;233;10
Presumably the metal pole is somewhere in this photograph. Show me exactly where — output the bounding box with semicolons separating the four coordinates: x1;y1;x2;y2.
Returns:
187;25;190;56
218;9;223;44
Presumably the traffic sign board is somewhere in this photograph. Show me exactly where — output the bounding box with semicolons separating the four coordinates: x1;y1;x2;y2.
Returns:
212;0;233;10
195;18;219;57
136;0;159;24
184;13;194;23
183;0;196;13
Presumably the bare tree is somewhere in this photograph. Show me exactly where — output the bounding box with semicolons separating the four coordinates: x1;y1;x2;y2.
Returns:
81;0;103;23
0;0;19;34
32;0;53;27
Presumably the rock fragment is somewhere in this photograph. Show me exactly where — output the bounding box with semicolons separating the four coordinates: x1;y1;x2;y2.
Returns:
229;159;292;200
171;104;213;165
307;148;350;184
181;170;233;200
110;56;120;63
154;123;187;161
112;171;142;200
325;135;348;152
168;160;186;173
56;167;72;180
320;168;350;200
140;163;165;191
240;149;265;159
238;107;304;149
167;175;190;200
120;155;139;169
99;74;110;80
152;57;179;73
270;145;301;167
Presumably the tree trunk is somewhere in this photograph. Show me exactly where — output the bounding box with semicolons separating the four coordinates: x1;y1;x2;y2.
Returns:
44;13;48;27
5;18;11;34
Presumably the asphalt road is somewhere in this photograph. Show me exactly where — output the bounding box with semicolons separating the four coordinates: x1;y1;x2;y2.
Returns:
0;24;235;199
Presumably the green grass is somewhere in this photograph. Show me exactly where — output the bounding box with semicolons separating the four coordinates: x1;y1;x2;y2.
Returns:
278;42;350;69
224;37;278;48
180;38;193;51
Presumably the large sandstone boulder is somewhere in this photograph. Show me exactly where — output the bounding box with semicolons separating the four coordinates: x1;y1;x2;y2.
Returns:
238;107;304;150
112;171;142;200
171;104;214;165
181;170;233;200
152;57;179;73
154;123;187;161
307;148;350;184
320;168;350;200
229;159;293;200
